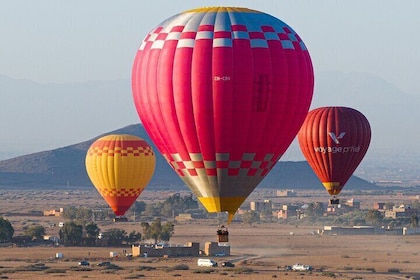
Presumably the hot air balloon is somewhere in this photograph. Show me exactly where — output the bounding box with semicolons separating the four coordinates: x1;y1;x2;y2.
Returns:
132;7;314;223
85;134;155;220
298;107;371;204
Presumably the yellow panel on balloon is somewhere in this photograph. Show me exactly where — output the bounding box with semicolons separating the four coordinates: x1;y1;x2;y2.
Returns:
322;182;341;195
198;196;246;223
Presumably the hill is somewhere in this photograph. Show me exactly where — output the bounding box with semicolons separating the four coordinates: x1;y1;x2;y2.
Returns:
0;124;377;191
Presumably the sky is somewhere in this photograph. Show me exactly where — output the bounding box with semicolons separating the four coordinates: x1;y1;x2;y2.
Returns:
1;0;420;159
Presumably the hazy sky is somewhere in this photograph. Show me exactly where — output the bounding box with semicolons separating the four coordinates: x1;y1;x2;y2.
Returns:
1;0;420;158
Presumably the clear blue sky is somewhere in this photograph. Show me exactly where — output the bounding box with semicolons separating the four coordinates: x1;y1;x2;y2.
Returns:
1;0;419;158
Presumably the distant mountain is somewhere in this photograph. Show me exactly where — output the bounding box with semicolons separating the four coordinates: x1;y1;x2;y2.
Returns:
2;72;420;183
0;124;377;191
312;71;420;155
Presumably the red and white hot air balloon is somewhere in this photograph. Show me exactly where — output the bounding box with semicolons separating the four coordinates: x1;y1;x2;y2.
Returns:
132;7;314;223
298;106;371;204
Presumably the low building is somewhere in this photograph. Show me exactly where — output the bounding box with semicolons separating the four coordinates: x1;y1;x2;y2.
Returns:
321;226;404;235
277;204;300;220
175;213;192;222
384;204;417;219
132;242;200;258
204;242;230;257
43;208;63;217
276;190;297;197
322;226;375;235
374;202;396;211
343;198;360;209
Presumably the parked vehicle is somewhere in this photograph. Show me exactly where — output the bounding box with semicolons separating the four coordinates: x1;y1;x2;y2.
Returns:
292;263;312;271
97;261;111;266
197;258;218;267
78;261;90;266
221;261;235;267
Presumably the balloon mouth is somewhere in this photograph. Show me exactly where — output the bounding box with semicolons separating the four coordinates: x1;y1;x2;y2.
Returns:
322;182;342;195
197;196;246;224
100;194;140;217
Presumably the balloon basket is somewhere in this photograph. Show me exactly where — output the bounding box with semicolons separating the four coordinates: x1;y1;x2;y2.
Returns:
329;198;340;205
113;217;128;222
217;225;229;243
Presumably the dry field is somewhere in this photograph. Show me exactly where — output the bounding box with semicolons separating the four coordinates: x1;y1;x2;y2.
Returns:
0;189;419;279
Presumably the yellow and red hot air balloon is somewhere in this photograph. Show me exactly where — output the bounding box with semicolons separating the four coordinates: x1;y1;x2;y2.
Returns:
85;134;155;218
298;107;371;204
132;7;314;223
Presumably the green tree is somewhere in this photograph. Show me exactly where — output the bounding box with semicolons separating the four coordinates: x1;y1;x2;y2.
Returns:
144;203;162;217
160;193;199;218
131;201;147;215
141;218;174;243
305;202;324;218
62;206;92;224
365;209;383;226
410;214;418;228
85;222;100;238
59;221;83;246
125;230;141;244
411;201;420;210
25;225;45;241
0;216;14;243
105;228;126;246
242;210;260;226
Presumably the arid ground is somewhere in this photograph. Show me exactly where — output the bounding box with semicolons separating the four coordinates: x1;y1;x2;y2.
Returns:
0;189;419;279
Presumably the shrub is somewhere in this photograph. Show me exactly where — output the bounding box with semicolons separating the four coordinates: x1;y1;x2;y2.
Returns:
171;264;189;270
124;274;145;279
321;271;336;277
366;267;376;272
388;268;400;273
233;267;254;274
193;269;214;274
136;266;156;271
44;268;66;273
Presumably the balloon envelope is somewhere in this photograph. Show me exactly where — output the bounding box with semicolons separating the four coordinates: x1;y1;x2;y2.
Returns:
85;134;155;216
298;107;371;195
132;7;314;222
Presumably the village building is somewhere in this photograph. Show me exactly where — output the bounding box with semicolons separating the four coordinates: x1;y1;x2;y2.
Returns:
43;208;63;217
131;241;231;258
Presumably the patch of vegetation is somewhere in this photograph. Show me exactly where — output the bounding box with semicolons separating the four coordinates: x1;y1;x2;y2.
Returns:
136;266;156;271
341;255;350;258
342;266;353;270
366;267;376;272
233;267;255;274
103;264;123;270
71;266;92;272
44;268;66;273
388;268;400;273
124;274;145;279
321;271;336;277
16;264;49;272
193;268;214;274
172;264;189;270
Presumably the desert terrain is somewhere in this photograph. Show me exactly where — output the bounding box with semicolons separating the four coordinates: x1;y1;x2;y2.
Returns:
0;189;419;279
